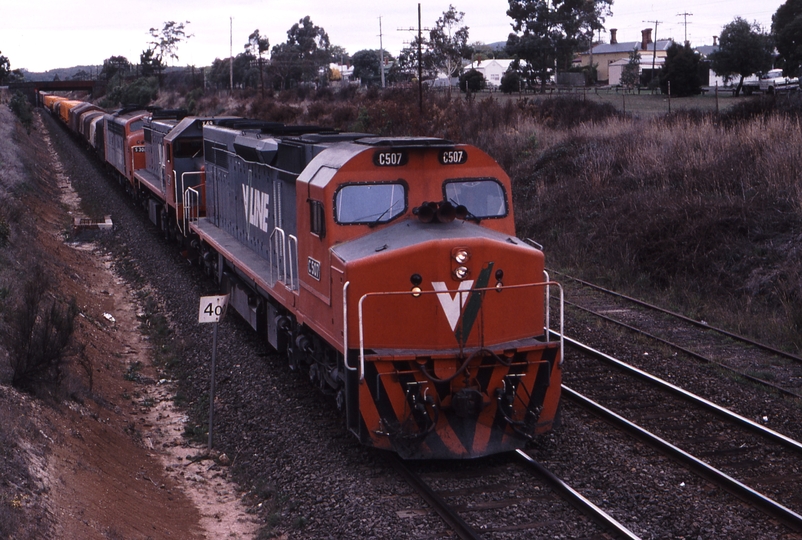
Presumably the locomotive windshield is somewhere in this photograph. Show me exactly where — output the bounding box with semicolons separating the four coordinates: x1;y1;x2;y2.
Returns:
444;178;508;218
334;183;406;224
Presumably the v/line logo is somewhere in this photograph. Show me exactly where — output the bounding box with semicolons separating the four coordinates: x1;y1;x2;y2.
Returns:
242;184;270;232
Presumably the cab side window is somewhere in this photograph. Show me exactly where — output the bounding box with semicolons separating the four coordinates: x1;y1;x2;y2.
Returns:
310;199;326;238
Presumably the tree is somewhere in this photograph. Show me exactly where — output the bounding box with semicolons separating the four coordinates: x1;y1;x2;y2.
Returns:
500;69;522;92
351;49;393;86
459;68;485;92
246;29;270;96
428;5;472;84
270;16;331;88
100;55;132;81
620;46;641;89
208;53;258;89
0;52;22;84
709;18;773;96
773;0;802;75
660;42;703;96
139;48;163;78
149;21;192;65
506;0;612;90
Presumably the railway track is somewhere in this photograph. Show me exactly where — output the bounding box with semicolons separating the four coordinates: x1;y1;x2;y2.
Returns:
555;272;802;398
388;451;638;539
561;336;802;533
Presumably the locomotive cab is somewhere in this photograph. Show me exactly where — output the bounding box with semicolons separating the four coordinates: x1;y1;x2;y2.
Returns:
294;139;563;459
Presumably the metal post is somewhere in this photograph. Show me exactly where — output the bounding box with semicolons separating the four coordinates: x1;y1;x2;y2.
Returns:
207;321;218;451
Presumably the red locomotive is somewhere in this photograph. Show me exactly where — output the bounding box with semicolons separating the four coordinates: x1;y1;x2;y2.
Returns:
41;94;563;459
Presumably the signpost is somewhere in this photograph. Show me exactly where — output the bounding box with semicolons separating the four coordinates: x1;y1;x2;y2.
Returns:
198;294;229;451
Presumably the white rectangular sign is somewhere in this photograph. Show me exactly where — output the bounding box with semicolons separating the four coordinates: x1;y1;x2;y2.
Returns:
198;294;230;324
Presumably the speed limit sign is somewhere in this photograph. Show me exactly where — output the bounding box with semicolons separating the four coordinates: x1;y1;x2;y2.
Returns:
198;295;230;323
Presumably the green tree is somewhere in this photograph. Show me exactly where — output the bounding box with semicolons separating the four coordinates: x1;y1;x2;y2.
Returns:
500;69;522;92
149;21;192;65
0;54;22;84
270;16;331;88
246;29;270;96
772;0;802;75
139;48;163;78
620;46;641;89
100;55;132;81
506;0;611;90
351;49;393;86
660;42;702;96
459;68;485;92
428;5;472;83
208;53;258;89
710;18;773;96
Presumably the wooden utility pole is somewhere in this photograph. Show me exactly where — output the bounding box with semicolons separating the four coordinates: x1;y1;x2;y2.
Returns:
677;12;693;44
379;17;386;88
644;20;662;87
229;17;234;91
399;3;430;113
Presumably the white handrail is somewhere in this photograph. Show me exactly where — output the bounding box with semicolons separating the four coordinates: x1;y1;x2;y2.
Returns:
179;171;205;235
288;234;298;291
270;228;287;283
356;281;563;382
343;282;354;371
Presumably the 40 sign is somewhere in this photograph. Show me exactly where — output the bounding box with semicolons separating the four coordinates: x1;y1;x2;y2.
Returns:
198;294;230;323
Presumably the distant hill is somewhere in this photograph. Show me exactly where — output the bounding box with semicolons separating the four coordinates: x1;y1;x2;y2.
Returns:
21;66;101;82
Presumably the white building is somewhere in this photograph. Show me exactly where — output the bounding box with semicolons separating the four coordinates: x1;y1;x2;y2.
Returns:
469;59;515;87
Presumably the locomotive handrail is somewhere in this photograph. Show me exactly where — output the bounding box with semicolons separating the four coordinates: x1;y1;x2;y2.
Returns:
343;282;354;371
356;281;563;382
288;234;298;291
270;227;288;284
183;186;200;230
179;171;204;236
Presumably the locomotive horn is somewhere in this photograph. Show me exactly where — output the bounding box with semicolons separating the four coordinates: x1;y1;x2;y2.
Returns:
414;201;436;223
436;201;456;223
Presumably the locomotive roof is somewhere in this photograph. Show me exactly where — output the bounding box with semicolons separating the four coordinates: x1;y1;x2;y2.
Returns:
354;136;454;147
164;116;238;143
331;219;532;263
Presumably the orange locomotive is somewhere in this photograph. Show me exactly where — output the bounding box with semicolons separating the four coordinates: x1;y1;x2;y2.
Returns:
189;122;563;459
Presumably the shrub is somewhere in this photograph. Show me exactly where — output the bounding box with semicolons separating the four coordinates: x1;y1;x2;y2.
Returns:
459;69;485;93
2;267;79;395
8;91;32;131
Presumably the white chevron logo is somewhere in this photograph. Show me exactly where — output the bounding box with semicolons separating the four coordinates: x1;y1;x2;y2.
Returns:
432;280;474;331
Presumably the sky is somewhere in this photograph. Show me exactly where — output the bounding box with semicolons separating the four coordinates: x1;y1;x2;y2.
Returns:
0;0;786;73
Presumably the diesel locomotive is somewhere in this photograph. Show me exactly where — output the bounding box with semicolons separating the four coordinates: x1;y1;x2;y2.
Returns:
42;94;563;459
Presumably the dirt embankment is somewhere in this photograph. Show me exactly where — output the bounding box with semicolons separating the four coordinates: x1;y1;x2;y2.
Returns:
0;101;259;538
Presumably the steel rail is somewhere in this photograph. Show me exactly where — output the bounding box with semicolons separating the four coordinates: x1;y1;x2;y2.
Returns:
514;450;641;539
552;270;802;363
559;334;802;454
563;385;802;533
386;454;484;540
564;299;802;400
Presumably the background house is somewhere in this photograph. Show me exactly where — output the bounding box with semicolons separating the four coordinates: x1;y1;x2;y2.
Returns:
579;28;673;84
469;58;514;88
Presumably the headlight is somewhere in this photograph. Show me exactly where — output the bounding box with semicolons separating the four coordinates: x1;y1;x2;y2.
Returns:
454;249;469;264
454;266;469;280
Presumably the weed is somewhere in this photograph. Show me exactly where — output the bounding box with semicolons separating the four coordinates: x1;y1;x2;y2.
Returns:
124;362;143;382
